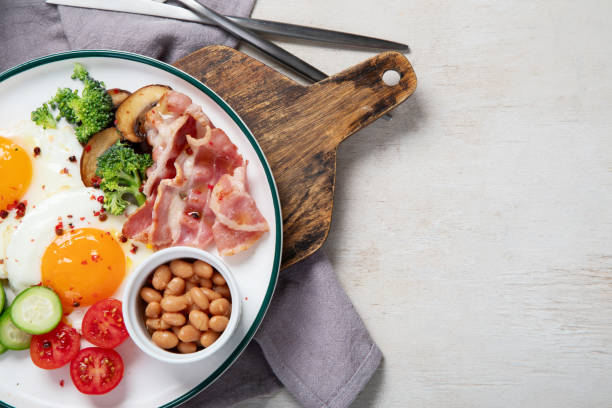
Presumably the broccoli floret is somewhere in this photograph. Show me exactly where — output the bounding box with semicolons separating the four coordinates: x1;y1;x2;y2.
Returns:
32;63;114;144
71;62;90;82
96;141;153;215
50;88;79;124
99;183;130;216
31;103;57;129
68;64;114;144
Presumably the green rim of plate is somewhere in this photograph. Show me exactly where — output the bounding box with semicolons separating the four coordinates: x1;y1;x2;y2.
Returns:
0;50;282;408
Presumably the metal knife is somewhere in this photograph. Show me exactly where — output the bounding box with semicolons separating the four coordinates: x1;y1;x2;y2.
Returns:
176;0;327;82
174;0;390;118
45;0;409;51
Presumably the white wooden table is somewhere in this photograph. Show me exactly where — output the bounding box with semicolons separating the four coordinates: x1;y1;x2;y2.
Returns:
237;0;612;406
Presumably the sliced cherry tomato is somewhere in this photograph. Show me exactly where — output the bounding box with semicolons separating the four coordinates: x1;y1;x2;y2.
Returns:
30;322;80;369
70;347;124;395
81;298;128;348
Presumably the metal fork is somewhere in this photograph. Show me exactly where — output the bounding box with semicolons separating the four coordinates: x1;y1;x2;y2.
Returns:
174;0;393;119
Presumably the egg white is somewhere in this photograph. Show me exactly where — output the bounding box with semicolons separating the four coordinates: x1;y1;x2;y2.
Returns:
1;120;156;330
0;120;83;278
6;188;153;295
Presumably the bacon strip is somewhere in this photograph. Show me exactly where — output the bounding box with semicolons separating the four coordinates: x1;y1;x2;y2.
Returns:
212;220;265;257
123;90;267;256
210;166;269;232
122;200;154;242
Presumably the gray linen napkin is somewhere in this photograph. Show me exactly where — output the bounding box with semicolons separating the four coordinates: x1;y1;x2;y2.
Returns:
0;2;382;407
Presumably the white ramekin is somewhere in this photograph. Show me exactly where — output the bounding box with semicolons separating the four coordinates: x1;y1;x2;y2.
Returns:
123;246;241;364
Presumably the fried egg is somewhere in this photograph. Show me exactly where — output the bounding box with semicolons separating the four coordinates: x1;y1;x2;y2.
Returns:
0;121;83;278
6;188;153;312
0;135;32;210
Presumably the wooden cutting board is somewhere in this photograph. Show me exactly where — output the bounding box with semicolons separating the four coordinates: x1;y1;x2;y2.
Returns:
174;45;417;270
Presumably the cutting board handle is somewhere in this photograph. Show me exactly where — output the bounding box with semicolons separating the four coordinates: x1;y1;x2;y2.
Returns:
174;46;417;268
311;51;417;149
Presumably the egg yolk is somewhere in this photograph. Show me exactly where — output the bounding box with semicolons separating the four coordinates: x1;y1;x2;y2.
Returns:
0;136;32;210
41;228;125;311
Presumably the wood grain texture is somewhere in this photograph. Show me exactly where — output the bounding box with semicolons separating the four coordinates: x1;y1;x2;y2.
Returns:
173;46;416;269
227;0;612;407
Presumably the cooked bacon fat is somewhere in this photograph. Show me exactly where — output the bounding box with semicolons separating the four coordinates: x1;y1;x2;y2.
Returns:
212;220;266;257
123;90;268;255
122;200;154;242
210;166;269;232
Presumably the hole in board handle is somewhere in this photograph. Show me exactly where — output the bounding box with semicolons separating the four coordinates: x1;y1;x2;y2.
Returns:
382;70;401;86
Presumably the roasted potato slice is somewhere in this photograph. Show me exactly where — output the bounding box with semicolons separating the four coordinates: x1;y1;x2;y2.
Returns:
115;84;171;142
107;88;131;108
80;127;121;187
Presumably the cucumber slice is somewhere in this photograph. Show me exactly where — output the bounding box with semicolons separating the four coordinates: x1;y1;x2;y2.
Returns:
0;341;6;355
0;280;4;315
0;310;31;350
10;287;62;335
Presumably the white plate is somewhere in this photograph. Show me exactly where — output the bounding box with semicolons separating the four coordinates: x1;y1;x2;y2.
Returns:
0;50;282;408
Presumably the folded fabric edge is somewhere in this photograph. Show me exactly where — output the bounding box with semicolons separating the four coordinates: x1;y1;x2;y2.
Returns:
255;332;383;408
327;343;383;408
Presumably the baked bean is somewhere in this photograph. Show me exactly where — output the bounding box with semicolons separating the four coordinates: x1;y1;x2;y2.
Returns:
142;258;235;353
189;287;210;310
146;318;170;330
185;280;197;291
170;259;194;279
200;331;220;347
161;295;188;312
193;260;213;279
209;315;229;332
187;303;201;313
177;342;197;354
162;312;186;327
145;301;162;318
209;298;231;316
213;285;231;299
212;272;226;286
152;265;172;291
178;324;201;342
189;310;209;331
165;277;185;296
140;287;162;303
152;330;179;349
201;287;222;301
199;278;213;289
